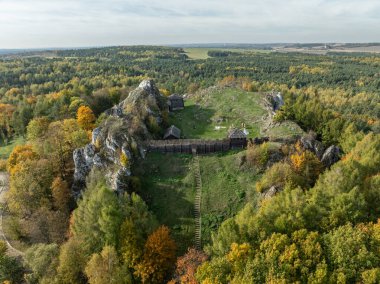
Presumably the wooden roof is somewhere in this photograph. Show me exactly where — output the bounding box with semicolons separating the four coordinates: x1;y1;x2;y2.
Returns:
164;125;181;139
228;128;247;139
168;94;183;101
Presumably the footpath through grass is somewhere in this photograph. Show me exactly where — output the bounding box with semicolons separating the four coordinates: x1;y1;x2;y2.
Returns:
134;150;260;251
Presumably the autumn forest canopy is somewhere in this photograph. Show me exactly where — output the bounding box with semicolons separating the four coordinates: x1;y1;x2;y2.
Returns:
0;46;379;283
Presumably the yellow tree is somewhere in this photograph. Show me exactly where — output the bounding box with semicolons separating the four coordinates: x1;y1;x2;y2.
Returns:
77;106;96;131
7;145;38;175
290;142;323;188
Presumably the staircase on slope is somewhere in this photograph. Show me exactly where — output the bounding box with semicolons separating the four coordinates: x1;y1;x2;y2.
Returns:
193;155;202;250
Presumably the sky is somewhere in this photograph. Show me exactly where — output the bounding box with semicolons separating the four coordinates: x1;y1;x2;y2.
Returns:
0;0;379;48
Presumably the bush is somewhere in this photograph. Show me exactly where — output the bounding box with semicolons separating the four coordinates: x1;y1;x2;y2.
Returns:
0;159;7;171
256;162;293;193
246;142;269;171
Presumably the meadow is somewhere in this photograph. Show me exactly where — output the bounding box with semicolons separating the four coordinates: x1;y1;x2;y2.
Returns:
134;150;259;252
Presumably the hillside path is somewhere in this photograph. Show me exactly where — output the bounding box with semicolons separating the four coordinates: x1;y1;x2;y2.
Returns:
0;172;24;257
193;152;202;250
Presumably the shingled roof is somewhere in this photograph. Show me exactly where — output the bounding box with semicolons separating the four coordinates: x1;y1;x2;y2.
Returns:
168;94;183;100
164;125;181;139
228;128;247;139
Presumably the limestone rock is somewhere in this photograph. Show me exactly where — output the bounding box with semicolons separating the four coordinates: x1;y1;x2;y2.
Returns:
72;79;166;194
92;127;102;145
72;144;96;192
300;135;325;159
262;186;279;199
321;145;341;167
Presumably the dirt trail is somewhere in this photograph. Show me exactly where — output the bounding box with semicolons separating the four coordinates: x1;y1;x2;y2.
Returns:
0;172;24;257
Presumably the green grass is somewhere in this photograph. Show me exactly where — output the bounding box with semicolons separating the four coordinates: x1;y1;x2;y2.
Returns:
169;88;267;139
184;48;210;60
267;121;304;138
0;137;25;159
134;153;196;252
134;150;260;251
199;151;259;242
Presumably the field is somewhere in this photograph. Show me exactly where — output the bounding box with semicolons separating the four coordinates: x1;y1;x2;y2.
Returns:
134;150;259;252
169;87;302;140
184;47;270;60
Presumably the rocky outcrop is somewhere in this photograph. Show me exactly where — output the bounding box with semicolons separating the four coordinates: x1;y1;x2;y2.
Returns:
321;145;341;167
267;91;284;111
300;134;325;159
72;79;167;194
299;133;340;167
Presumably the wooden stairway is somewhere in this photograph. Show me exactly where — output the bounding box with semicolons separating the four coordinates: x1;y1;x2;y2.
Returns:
193;155;202;250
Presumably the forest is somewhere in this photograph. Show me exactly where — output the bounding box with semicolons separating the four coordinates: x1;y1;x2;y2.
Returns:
0;46;379;283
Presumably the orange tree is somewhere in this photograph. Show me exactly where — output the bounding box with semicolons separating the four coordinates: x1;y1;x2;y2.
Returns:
77;106;96;131
134;226;176;283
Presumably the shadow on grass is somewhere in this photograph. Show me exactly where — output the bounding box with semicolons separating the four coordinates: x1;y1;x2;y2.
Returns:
134;153;195;252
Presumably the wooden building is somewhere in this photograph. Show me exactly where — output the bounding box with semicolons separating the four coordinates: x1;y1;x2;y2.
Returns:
228;128;247;148
167;94;184;111
164;125;181;140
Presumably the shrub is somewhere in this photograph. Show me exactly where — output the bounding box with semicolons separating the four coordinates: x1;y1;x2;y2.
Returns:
246;142;269;171
0;159;7;171
256;162;293;193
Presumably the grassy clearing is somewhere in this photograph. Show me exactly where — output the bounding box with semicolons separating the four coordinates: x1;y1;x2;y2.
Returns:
267;121;304;138
169;88;267;139
184;48;210;60
134;153;196;252
199;151;259;242
0;137;25;159
134;150;260;251
184;48;271;60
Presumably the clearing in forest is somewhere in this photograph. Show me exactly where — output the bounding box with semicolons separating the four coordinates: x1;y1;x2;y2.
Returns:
134;150;260;252
168;87;303;140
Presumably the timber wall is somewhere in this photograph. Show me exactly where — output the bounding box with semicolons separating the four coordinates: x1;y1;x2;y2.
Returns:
145;136;296;154
146;139;231;154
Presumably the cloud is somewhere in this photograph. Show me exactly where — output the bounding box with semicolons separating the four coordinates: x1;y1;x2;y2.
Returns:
0;0;379;48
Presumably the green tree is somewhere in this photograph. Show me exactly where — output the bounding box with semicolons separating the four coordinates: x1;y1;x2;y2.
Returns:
0;241;24;283
56;238;87;284
71;178;124;254
324;223;379;282
24;243;59;284
26;116;50;141
85;246;132;284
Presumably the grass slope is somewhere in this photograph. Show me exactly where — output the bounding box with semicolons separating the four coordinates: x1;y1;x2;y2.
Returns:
199;151;259;242
169;87;304;140
134;151;259;252
169;88;267;139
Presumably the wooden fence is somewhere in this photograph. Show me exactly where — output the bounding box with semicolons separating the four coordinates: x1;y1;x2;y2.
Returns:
145;136;295;154
145;139;231;154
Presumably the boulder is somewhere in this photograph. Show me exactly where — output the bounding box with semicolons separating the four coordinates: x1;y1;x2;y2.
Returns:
262;186;279;199
300;135;325;159
321;145;341;167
